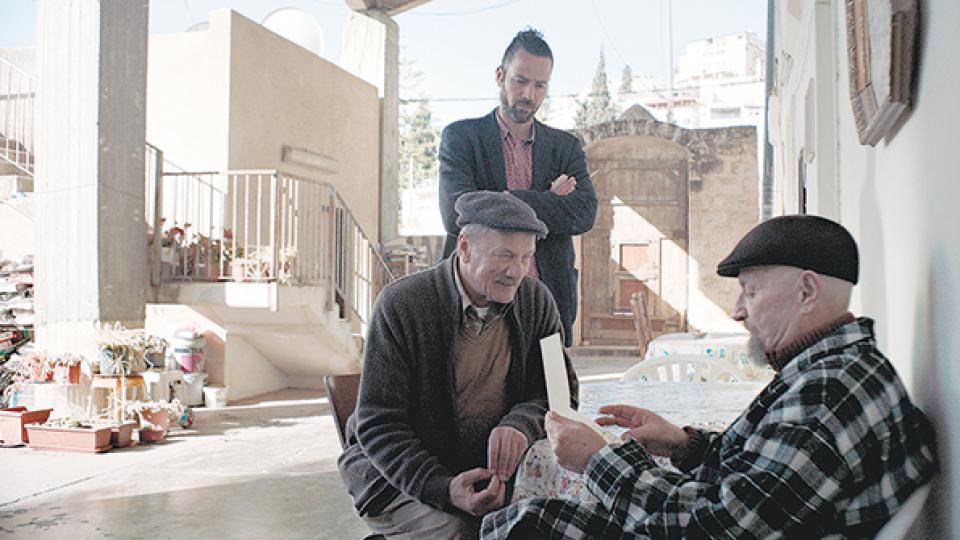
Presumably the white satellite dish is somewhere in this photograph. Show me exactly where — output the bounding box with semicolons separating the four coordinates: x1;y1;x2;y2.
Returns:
186;21;209;32
261;7;325;58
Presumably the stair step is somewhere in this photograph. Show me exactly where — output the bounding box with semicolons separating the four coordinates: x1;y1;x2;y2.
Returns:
0;174;33;196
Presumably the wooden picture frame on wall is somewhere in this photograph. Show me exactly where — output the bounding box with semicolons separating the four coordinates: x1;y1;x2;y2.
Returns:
845;0;918;146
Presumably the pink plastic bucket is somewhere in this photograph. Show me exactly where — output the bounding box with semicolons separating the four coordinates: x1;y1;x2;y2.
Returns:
174;351;203;372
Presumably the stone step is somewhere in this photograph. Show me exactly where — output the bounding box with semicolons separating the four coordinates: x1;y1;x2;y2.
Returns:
0;174;33;195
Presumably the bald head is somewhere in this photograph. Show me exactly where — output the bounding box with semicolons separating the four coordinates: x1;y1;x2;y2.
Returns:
733;265;852;356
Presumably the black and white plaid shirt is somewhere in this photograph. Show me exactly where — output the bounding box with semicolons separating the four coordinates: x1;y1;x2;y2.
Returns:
482;317;938;539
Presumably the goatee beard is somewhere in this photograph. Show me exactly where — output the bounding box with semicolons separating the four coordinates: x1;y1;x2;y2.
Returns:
747;335;769;367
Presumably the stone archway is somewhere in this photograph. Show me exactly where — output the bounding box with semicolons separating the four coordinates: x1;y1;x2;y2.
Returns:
575;119;758;347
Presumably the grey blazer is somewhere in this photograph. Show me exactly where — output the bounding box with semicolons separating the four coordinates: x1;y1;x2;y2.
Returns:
438;109;598;345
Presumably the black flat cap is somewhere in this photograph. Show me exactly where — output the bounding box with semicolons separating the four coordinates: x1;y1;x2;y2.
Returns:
717;215;859;284
455;191;548;238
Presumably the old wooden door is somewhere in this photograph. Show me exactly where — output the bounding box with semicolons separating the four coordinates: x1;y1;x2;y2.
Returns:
581;148;689;346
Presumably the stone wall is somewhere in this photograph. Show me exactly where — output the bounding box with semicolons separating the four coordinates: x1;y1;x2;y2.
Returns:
578;119;758;333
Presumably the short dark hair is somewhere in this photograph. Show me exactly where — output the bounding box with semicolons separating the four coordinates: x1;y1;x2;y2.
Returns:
501;28;553;68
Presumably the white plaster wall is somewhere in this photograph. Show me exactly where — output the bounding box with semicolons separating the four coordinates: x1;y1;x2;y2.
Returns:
225;11;381;242
834;0;960;534
146;17;231;171
0;198;33;261
772;0;959;534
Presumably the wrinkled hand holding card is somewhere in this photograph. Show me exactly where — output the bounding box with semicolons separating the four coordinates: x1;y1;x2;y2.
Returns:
540;333;620;444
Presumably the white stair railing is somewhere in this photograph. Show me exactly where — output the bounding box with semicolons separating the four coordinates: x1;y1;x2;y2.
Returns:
145;164;393;327
0;57;35;176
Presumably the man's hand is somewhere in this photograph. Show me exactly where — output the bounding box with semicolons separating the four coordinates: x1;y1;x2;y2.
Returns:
544;411;606;473
487;426;528;481
549;174;577;196
449;467;506;516
596;404;689;460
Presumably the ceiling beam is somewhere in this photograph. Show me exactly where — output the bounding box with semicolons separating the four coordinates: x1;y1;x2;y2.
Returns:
344;0;432;17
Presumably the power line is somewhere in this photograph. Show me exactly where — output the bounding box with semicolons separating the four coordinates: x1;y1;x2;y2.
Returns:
402;0;526;17
399;77;765;104
589;0;630;69
181;0;195;24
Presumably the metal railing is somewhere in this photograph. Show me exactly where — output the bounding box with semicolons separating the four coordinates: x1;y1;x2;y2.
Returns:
145;163;393;326
0;57;35;175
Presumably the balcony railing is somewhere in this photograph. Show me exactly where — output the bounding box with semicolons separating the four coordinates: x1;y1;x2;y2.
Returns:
144;158;393;326
0;57;35;175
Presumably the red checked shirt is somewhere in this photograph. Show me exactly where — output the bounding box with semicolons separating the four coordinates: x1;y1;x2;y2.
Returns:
495;110;539;279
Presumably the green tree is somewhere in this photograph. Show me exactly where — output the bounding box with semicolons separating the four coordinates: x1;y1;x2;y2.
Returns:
399;99;438;190
398;53;439;190
620;65;633;95
574;50;619;129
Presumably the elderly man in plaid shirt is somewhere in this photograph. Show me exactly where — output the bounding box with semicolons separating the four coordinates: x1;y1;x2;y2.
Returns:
482;215;938;539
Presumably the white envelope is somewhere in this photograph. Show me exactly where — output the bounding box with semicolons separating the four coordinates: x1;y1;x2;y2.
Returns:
540;333;620;444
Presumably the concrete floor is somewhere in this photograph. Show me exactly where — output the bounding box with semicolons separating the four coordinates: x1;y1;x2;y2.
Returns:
0;355;637;539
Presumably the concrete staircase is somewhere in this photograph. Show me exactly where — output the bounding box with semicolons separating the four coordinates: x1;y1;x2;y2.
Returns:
147;274;366;402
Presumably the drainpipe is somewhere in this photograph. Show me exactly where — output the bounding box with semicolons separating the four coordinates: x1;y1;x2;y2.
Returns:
761;0;775;221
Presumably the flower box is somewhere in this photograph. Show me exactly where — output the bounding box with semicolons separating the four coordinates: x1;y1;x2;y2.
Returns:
110;421;138;448
26;424;113;453
0;407;53;446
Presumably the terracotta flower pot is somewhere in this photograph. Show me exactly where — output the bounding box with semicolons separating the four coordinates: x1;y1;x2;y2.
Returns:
26;424;112;453
137;408;171;443
0;407;53;446
110;422;138;448
53;363;81;384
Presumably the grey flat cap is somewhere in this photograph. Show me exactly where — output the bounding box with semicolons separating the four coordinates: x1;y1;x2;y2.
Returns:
455;191;548;238
717;215;859;284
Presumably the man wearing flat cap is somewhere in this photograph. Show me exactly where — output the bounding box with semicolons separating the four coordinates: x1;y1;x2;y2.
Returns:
339;191;579;538
482;215;937;539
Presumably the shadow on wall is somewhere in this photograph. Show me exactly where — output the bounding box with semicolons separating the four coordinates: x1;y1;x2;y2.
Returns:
858;153;889;348
913;251;953;536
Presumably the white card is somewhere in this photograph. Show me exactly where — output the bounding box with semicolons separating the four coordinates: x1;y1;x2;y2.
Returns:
540;333;621;444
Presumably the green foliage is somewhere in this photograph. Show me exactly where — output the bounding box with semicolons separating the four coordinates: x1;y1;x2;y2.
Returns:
620;65;634;95
574;50;620;130
399;53;439;191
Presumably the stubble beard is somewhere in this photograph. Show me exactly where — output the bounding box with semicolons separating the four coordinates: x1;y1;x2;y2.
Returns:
500;88;537;124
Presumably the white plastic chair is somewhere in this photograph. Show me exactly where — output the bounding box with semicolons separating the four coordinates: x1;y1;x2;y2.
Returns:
620;354;748;383
874;483;931;540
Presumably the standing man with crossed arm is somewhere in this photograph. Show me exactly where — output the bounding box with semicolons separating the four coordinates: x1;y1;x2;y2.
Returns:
439;28;598;347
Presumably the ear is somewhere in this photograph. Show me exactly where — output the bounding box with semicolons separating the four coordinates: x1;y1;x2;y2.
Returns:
457;231;471;264
495;65;505;87
798;271;821;312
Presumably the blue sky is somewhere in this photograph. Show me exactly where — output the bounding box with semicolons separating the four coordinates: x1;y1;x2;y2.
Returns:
0;0;766;126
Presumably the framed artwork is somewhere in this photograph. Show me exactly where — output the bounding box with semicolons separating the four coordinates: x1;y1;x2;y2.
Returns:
845;0;918;146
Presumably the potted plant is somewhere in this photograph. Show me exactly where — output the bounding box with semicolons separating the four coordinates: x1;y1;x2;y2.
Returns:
126;399;184;443
0;406;53;446
51;353;83;385
96;323;151;423
17;350;52;382
93;418;139;448
26;417;113;453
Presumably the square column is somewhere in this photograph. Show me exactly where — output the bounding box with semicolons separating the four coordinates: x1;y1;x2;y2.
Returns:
34;0;150;357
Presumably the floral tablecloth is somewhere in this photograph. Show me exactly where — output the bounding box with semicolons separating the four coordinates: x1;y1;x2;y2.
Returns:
512;380;768;503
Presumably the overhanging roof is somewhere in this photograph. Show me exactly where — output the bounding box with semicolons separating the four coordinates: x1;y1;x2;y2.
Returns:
344;0;433;16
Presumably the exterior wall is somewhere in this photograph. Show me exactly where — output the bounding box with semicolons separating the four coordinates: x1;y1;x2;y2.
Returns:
579;120;759;334
0;199;33;261
147;21;231;171
769;0;960;534
687;126;758;332
226;11;381;242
